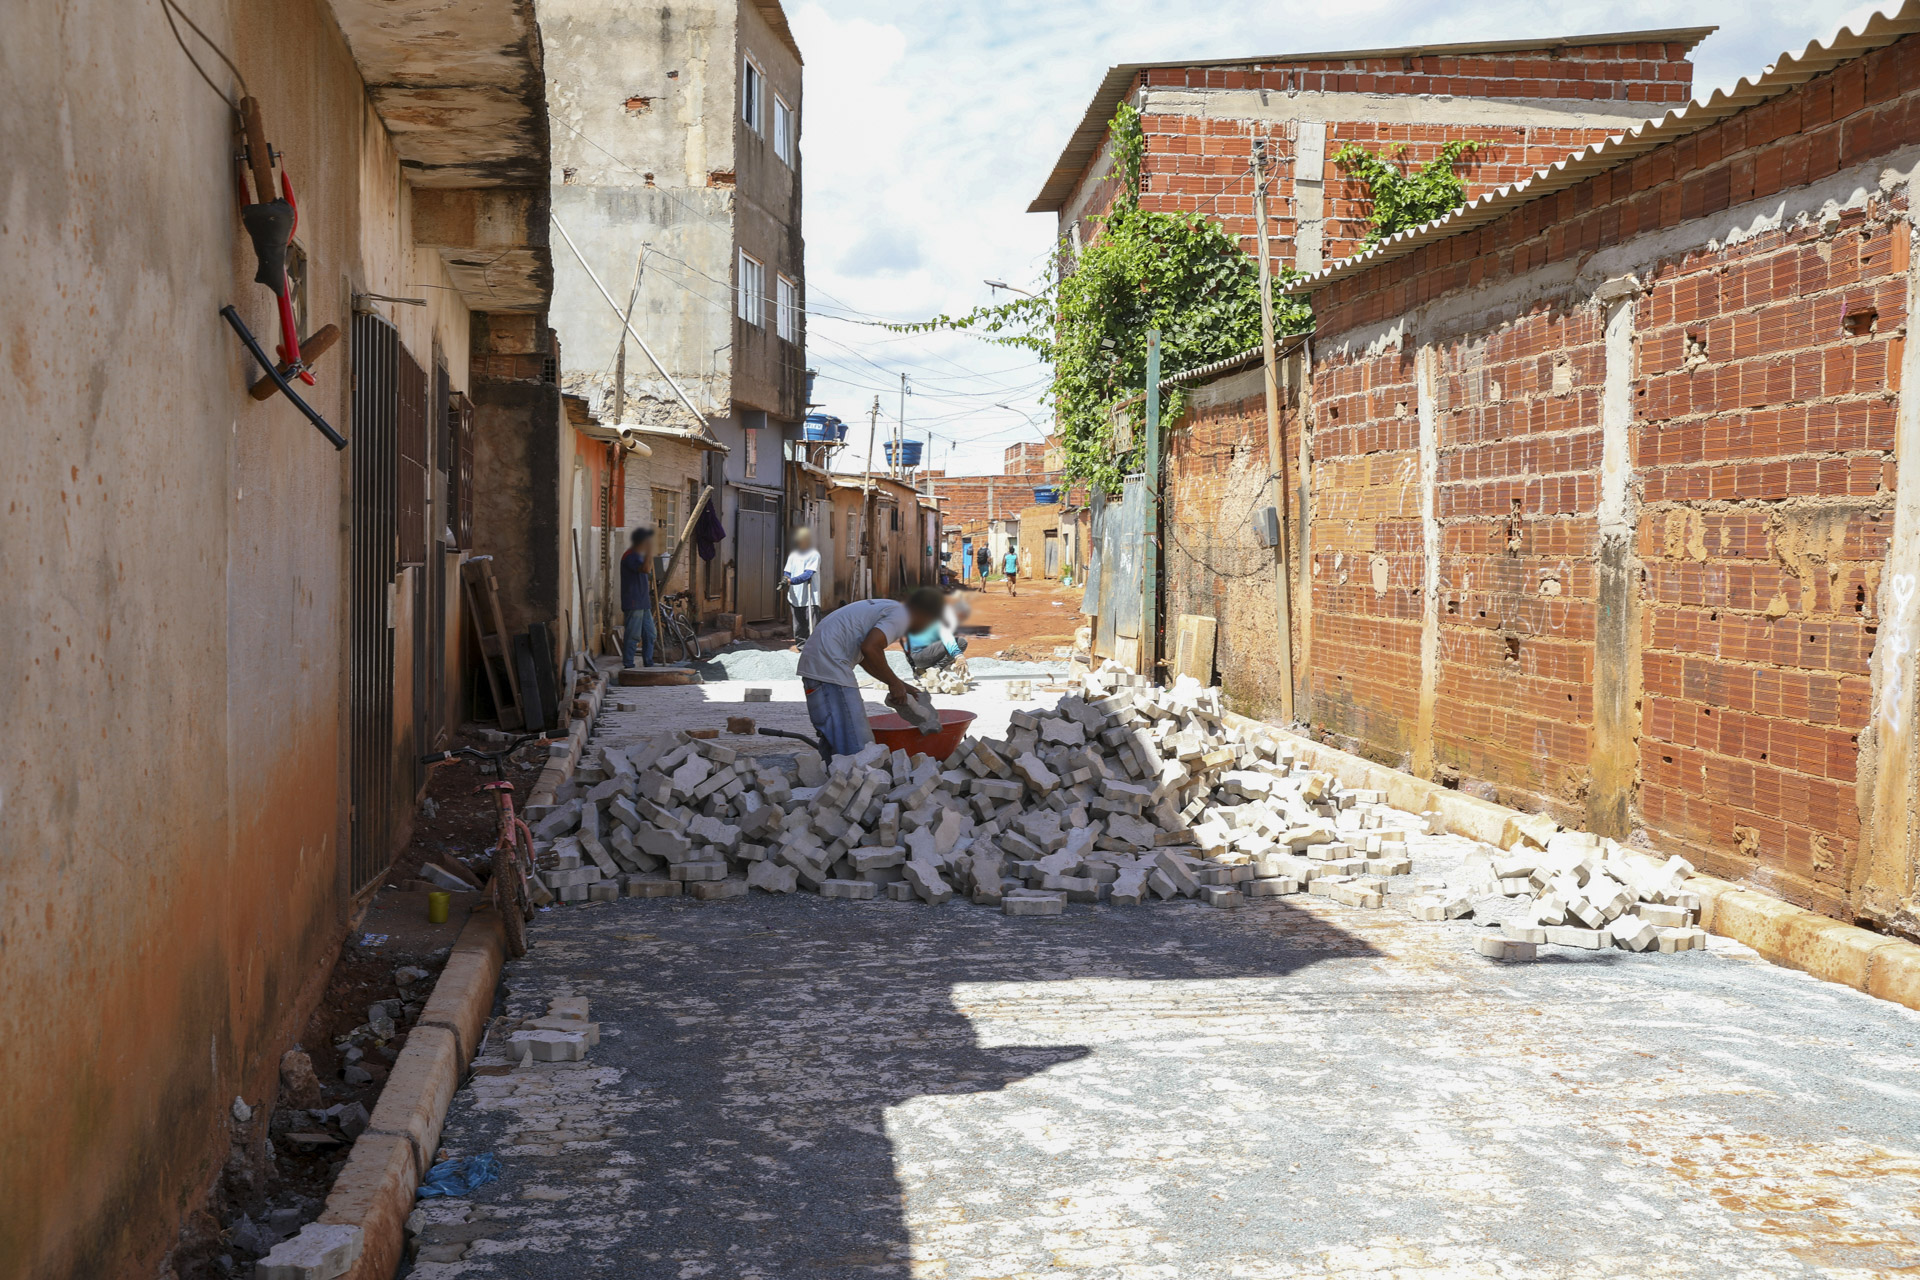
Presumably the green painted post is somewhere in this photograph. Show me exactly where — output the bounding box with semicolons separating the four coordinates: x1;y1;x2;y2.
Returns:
1142;328;1161;679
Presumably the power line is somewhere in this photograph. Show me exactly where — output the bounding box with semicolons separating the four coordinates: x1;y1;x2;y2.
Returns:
157;0;247;107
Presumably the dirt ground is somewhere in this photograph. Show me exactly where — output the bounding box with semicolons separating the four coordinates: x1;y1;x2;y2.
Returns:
175;742;543;1277
950;576;1085;660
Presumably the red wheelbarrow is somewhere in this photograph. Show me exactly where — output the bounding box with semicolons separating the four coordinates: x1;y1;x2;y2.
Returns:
758;707;976;761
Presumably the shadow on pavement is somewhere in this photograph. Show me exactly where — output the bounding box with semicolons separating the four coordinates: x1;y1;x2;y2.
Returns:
451;894;1376;1277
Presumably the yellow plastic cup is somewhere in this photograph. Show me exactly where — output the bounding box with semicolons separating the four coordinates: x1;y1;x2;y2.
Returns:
427;891;451;924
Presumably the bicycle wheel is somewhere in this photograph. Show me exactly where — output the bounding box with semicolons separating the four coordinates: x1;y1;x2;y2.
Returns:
493;834;531;958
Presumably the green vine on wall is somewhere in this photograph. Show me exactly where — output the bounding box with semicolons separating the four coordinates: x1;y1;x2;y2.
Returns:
1332;140;1481;247
898;104;1312;493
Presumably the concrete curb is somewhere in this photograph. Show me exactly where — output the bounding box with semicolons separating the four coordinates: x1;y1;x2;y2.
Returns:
1233;714;1920;1014
319;908;507;1280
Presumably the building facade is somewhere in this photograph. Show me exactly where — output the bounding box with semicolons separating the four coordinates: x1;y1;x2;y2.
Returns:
1032;29;1711;273
1208;8;1920;932
546;0;807;627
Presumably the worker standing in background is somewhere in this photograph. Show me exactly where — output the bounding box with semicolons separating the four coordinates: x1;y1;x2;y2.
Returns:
797;587;946;757
780;526;821;646
620;527;657;669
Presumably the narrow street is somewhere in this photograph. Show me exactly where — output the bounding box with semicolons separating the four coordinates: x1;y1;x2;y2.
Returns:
404;681;1920;1279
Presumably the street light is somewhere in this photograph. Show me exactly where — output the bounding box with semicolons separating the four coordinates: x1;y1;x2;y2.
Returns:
984;278;1036;297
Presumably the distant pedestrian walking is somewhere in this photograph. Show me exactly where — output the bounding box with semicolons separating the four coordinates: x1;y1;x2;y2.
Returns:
975;544;990;586
1003;548;1018;596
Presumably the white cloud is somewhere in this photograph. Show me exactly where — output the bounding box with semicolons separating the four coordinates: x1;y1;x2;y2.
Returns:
790;0;1899;478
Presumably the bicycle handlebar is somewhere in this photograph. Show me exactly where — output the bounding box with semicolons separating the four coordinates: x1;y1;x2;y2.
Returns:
419;731;563;768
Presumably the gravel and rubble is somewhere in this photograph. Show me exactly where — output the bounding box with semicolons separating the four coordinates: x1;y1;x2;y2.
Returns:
526;663;1704;960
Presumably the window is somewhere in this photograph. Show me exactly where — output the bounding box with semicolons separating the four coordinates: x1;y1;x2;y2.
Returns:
742;57;763;134
776;275;799;343
652;487;680;559
774;95;795;164
737;250;765;326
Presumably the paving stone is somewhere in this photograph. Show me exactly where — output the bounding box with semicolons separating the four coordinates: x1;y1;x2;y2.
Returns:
1002;890;1066;917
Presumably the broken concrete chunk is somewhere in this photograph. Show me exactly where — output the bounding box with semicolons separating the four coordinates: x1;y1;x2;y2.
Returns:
256;1223;364;1280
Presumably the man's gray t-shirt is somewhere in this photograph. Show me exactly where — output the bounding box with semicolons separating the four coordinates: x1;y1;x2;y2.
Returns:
796;599;909;687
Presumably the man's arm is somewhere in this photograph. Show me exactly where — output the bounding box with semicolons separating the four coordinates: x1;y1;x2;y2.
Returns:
857;626;913;701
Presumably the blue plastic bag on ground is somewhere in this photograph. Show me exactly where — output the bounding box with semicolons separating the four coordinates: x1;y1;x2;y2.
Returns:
416;1152;501;1198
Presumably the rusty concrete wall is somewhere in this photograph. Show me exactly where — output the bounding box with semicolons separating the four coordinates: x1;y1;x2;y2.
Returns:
1294;31;1920;930
0;2;480;1277
1163;364;1306;722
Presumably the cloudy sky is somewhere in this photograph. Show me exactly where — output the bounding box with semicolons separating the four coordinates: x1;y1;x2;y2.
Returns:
788;0;1887;478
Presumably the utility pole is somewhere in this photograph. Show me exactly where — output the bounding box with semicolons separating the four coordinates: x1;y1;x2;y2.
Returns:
895;372;909;479
1142;328;1161;679
1252;140;1297;723
862;396;880;599
611;249;645;424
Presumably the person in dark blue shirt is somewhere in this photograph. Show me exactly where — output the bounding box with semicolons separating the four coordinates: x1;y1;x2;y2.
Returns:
620;527;657;668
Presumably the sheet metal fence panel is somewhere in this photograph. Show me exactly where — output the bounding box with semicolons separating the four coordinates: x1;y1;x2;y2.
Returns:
350;313;399;895
1107;475;1148;641
1088;476;1148;660
1080;489;1105;617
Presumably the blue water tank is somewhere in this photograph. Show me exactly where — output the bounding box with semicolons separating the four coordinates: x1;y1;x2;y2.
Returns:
1032;485;1061;504
803;413;847;442
883;439;925;468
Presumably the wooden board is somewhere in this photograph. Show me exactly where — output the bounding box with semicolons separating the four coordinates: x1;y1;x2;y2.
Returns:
1171;614;1218;686
460;558;524;729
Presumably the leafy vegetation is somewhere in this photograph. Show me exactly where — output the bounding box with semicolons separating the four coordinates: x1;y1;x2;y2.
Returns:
1331;140;1482;247
899;104;1311;492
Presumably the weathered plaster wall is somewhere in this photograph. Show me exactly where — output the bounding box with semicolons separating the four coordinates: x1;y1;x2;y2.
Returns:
546;0;738;423
0;0;479;1274
1163;365;1307;721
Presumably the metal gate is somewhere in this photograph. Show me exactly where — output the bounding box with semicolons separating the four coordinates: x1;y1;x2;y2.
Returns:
1089;476;1148;664
1044;530;1060;577
350;312;399;894
737;490;781;621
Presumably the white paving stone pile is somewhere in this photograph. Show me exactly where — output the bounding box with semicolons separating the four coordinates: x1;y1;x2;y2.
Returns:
522;664;1704;958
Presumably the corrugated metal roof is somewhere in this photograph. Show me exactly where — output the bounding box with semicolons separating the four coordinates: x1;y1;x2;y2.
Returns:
1156;334;1310;390
1027;27;1715;215
1285;4;1920;298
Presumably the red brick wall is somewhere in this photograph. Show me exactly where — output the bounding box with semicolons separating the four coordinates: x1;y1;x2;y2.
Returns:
1138;119;1642;269
1294;32;1920;917
1308;346;1425;758
1064;37;1699;264
930;472;1084;527
1432;307;1604;816
1140;41;1695;103
1633;215;1904;916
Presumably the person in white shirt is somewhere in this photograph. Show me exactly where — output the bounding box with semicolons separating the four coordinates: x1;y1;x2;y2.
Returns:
797;587;946;757
780;527;822;644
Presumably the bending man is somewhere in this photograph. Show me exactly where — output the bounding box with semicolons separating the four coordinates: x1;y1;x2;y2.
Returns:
797;587;946;758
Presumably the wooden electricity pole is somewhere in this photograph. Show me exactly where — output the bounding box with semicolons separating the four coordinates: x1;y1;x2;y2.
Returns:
1252;140;1297;723
1142;328;1162;678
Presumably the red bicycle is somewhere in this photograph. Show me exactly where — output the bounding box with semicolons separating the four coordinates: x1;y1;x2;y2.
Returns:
421;733;559;958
